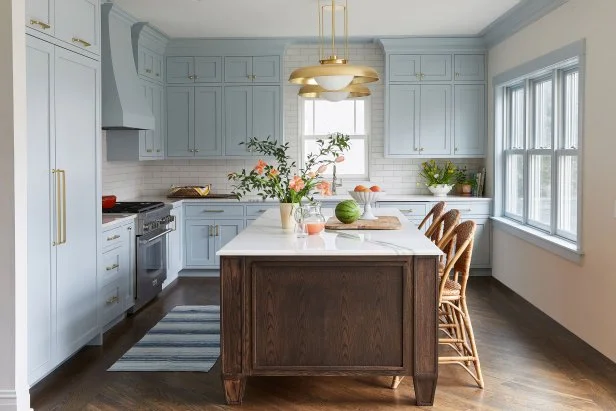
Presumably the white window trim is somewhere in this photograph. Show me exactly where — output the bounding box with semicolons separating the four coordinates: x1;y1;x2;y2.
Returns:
492;40;585;263
298;96;371;180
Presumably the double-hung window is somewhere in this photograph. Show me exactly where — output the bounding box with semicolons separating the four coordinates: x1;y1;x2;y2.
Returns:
496;41;583;257
301;98;369;178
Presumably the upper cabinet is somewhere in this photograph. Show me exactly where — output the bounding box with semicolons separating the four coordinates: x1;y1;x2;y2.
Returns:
380;38;487;158
166;56;222;84
225;56;280;83
27;0;100;58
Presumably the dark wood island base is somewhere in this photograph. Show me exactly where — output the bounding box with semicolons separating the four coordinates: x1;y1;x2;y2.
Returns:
220;255;439;406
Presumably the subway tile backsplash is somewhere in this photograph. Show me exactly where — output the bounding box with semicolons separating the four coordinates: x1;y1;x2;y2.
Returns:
102;43;485;199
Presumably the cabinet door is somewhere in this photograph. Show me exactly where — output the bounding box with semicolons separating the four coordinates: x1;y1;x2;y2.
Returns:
26;36;56;385
125;223;135;309
54;47;99;359
184;219;216;267
224;86;253;155
26;0;55;36
464;218;491;268
194;86;222;156
152;84;165;156
195;56;222;83
153;54;164;81
140;82;155;157
55;0;100;55
389;55;420;82
253;86;280;143
166;86;194;157
214;219;244;267
165;208;182;288
419;85;451;155
252;56;280;83
454;84;485;156
166;57;195;84
142;48;155;79
225;56;252;83
420;55;452;81
454;55;485;81
387;85;420;156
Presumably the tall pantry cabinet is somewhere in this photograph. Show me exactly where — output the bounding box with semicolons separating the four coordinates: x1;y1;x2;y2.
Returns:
26;35;100;385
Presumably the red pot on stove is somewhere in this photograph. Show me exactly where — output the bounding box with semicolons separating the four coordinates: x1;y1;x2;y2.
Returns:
102;195;117;209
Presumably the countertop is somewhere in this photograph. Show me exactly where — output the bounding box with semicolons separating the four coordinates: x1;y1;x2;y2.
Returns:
217;208;443;257
102;214;136;229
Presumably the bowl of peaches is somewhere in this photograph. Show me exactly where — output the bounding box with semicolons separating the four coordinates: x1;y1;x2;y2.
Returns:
348;185;384;220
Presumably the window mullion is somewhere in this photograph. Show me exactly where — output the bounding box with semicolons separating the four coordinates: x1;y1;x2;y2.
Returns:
523;79;531;226
550;69;559;235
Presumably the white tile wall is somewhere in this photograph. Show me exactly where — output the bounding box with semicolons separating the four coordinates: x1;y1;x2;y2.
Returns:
102;43;485;198
101;131;145;200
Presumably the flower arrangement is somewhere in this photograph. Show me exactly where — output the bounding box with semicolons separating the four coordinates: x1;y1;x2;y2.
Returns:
228;132;351;204
419;160;458;187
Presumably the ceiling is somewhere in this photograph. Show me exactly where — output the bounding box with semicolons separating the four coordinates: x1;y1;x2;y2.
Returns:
112;0;522;39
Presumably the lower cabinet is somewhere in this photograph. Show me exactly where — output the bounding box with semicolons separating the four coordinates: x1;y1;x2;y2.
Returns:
184;218;244;269
165;206;183;288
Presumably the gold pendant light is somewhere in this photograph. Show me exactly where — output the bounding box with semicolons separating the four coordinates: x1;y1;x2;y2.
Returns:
289;0;379;93
298;84;371;101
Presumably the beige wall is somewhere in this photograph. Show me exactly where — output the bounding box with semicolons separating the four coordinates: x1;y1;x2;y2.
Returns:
488;0;616;362
0;0;29;409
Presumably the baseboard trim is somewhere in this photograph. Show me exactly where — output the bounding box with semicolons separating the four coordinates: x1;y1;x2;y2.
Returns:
179;269;219;278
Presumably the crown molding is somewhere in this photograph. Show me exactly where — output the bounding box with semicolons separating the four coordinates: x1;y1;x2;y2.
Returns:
481;0;570;48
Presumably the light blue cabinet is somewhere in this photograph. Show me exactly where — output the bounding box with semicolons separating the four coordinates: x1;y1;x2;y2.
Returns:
184;218;244;268
137;46;163;81
26;35;100;385
140;80;164;158
165;206;183;288
387;85;420;156
214;220;244;267
166;86;194;157
389;54;451;82
454;84;485;156
419;85;451;155
167;56;222;84
225;85;280;156
454;54;485;81
26;0;55;36
194;86;223;156
55;0;100;55
225;56;280;83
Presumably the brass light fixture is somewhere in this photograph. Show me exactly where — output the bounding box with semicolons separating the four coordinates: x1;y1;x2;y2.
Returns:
289;0;379;94
298;84;371;102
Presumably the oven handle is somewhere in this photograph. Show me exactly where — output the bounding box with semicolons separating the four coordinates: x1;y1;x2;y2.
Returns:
139;228;173;244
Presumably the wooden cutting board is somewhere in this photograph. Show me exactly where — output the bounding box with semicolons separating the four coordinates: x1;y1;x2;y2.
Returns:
325;216;402;230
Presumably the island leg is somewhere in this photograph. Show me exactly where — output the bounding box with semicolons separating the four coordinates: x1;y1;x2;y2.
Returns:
413;256;439;406
223;377;246;405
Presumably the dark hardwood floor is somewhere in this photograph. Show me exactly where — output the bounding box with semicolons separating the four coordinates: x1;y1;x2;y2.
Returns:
31;277;616;410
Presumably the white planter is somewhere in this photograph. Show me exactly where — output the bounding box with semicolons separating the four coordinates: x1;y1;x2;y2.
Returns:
427;184;454;197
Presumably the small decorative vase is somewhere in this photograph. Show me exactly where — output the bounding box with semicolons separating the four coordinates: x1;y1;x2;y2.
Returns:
427;184;454;197
459;184;473;196
279;202;298;230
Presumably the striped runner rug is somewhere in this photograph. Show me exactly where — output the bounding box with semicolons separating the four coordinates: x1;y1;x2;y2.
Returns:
108;305;220;372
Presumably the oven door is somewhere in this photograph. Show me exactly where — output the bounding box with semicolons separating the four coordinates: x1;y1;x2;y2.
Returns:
134;228;171;307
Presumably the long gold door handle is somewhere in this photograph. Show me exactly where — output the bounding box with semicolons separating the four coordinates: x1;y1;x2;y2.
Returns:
30;19;51;29
52;169;61;246
72;37;91;47
58;169;67;245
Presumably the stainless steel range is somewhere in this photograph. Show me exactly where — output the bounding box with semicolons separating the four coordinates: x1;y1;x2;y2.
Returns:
103;202;175;312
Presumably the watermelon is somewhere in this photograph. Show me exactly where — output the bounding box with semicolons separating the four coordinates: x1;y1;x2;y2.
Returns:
335;200;361;224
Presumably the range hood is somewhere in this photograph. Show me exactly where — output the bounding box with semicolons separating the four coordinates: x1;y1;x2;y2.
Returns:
101;3;154;130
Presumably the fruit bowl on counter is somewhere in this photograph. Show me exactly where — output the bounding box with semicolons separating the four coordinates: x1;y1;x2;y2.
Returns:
348;185;385;220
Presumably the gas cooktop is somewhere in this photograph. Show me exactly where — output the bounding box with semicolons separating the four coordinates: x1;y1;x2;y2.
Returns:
102;201;165;214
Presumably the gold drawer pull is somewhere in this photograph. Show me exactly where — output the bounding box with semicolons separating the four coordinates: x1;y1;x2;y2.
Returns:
72;37;91;47
145;69;152;73
400;209;414;213
30;19;51;29
106;295;119;305
258;209;268;213
106;263;119;271
107;234;121;241
459;208;473;212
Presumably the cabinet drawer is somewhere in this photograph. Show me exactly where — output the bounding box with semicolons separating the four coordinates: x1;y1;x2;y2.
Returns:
100;280;124;327
102;225;127;251
245;204;277;217
184;204;244;218
101;246;128;286
380;202;428;218
445;201;491;216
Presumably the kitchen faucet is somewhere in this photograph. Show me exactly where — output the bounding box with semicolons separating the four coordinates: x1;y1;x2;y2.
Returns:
332;164;342;194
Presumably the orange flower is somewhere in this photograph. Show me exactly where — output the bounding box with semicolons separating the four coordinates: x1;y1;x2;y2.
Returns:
253;159;267;175
335;156;345;163
316;180;332;196
289;175;305;192
317;164;328;174
307;171;316;179
268;168;279;178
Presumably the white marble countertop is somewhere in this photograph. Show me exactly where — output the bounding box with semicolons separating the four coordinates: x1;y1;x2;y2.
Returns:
217;208;443;257
102;214;136;229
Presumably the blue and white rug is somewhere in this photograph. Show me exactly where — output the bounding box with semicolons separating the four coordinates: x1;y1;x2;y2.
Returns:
108;305;220;372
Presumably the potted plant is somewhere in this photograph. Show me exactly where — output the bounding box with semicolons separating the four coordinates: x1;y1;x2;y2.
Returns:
455;167;477;196
228;132;350;229
419;160;457;197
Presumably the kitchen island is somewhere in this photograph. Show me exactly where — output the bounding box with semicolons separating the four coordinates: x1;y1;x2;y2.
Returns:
217;208;442;406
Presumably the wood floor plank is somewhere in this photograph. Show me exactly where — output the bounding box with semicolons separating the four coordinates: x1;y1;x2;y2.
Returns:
30;277;616;410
